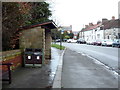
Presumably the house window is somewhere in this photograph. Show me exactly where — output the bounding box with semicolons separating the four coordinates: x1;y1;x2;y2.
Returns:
97;34;100;38
118;33;120;39
100;27;103;30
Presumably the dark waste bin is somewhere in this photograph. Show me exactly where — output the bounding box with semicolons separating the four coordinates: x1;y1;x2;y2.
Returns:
24;48;43;67
33;49;42;64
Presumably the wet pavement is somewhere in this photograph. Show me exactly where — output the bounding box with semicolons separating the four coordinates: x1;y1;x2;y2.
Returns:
2;47;63;88
62;48;118;88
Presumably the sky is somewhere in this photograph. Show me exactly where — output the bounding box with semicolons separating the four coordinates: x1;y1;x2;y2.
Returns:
47;0;120;31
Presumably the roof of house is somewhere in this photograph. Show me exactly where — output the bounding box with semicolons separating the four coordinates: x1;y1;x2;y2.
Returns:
102;19;120;29
81;19;120;32
81;24;101;32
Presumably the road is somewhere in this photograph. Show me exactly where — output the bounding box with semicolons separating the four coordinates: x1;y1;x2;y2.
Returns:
60;42;119;72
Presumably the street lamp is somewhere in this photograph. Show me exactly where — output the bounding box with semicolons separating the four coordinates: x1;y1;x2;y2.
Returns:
58;27;63;50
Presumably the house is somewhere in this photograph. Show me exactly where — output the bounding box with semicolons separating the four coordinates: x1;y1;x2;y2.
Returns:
61;25;72;34
118;1;120;20
79;22;102;41
101;16;120;39
79;16;120;41
72;31;79;39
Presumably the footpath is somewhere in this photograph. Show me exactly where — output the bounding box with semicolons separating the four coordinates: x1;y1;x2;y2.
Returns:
61;48;118;89
2;47;63;89
2;47;119;89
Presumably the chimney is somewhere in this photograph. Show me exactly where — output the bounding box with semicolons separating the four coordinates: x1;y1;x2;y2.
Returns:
89;23;94;26
112;16;115;20
85;25;89;28
97;21;101;25
102;18;108;23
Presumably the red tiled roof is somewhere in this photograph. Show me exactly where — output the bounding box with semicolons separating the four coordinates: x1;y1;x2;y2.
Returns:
81;19;120;32
81;24;101;32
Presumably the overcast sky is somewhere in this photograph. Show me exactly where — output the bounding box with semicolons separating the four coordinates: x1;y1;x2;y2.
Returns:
47;0;119;31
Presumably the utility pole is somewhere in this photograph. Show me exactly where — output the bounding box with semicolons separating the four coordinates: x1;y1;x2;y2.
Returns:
58;26;63;50
60;30;62;50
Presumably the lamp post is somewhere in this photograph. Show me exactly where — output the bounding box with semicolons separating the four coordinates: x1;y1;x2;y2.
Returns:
58;27;63;50
60;31;62;50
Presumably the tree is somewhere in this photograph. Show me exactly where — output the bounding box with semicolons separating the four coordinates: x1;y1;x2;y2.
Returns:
2;2;52;51
2;2;27;51
51;29;60;40
64;35;70;39
25;2;52;25
67;32;74;39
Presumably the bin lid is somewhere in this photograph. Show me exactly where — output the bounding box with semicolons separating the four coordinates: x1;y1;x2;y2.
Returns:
25;48;33;52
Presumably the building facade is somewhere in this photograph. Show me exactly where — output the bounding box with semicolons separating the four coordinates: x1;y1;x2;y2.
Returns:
79;17;120;41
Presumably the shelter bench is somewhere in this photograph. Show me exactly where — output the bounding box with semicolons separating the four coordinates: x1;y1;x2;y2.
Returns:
0;63;13;84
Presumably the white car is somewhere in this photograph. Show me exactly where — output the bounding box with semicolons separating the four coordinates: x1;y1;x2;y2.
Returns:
101;39;107;46
67;39;77;43
86;40;96;45
86;40;91;45
106;39;114;46
101;39;114;46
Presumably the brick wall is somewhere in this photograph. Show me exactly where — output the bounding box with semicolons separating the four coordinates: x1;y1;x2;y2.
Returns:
0;49;22;71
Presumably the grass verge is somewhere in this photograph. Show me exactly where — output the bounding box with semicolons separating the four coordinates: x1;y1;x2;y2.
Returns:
51;44;65;50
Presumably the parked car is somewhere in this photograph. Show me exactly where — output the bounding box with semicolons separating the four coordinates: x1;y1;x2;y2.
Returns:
101;39;107;46
86;40;95;45
63;39;68;42
101;39;114;46
67;39;77;43
106;39;114;46
86;40;92;45
112;39;120;48
91;40;97;45
55;39;61;42
77;38;86;44
95;39;102;46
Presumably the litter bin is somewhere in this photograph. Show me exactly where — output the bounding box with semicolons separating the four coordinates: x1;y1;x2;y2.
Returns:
24;48;43;67
33;49;42;64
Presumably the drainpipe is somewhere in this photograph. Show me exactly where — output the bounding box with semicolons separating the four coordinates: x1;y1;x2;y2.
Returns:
102;25;105;39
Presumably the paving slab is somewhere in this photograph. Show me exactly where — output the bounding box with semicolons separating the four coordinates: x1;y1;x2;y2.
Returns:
61;48;118;88
2;47;63;89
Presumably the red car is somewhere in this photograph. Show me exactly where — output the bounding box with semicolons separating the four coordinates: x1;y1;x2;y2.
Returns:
95;40;102;46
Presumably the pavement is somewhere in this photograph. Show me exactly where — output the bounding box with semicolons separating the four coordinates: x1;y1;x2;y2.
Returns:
1;47;119;89
61;48;119;88
2;47;64;89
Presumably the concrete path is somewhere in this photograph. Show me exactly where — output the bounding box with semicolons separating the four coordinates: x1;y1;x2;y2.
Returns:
2;47;63;88
61;48;118;88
